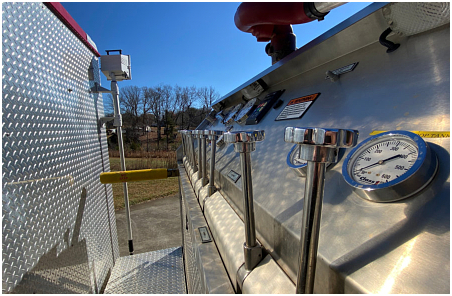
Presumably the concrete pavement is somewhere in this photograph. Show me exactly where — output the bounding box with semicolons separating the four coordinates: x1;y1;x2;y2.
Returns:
115;194;182;257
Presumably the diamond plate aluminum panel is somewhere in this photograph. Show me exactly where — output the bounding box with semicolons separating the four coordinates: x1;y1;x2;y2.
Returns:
181;173;204;294
2;2;118;293
104;247;186;294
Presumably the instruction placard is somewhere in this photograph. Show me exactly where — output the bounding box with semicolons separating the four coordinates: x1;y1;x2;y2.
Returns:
275;93;320;121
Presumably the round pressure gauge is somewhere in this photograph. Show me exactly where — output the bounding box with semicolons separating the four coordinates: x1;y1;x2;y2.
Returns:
223;104;243;125
342;130;438;202
235;98;257;124
287;144;336;177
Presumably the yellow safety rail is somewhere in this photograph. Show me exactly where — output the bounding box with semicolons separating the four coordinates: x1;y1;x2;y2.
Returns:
100;168;179;184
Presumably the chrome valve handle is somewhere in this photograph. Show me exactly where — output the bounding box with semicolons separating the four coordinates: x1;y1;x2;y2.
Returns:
285;127;358;294
223;130;265;153
192;130;205;181
183;130;198;173
203;130;223;196
224;130;265;289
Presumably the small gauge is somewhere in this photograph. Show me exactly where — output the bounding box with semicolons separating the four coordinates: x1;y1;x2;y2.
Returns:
287;144;336;177
342;130;438;202
223;104;243;125
235;98;257;124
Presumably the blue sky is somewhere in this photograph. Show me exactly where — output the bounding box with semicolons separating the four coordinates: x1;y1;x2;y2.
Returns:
63;2;371;104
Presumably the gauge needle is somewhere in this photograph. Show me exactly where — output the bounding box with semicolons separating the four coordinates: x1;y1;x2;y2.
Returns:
357;154;403;171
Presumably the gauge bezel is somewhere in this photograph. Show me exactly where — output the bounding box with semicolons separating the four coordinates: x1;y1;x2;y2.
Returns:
342;130;438;202
287;144;337;177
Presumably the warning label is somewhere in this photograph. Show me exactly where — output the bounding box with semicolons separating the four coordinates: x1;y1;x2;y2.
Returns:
275;93;320;121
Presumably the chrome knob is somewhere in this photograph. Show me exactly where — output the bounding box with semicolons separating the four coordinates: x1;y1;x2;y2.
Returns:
284;127;358;294
224;130;265;153
192;129;204;139
284;127;358;163
203;129;223;140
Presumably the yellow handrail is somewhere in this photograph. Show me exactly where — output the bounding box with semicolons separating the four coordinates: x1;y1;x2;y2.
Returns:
100;168;179;184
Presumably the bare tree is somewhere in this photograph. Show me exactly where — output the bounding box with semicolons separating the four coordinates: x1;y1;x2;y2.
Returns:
120;85;142;128
102;93;114;116
179;86;199;129
198;86;220;116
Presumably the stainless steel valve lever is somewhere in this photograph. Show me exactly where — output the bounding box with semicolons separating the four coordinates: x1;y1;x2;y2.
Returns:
203;130;224;196
192;130;204;181
285;127;358;294
224;130;265;290
185;131;198;173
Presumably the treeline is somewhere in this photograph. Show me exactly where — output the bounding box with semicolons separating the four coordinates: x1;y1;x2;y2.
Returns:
104;84;220;150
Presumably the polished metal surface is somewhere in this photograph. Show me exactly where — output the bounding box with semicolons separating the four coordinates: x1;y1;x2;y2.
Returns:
285;127;359;148
193;130;204;180
104;247;186;294
315;2;347;14
179;165;234;294
204;130;223;196
187;131;198;173
111;80;133;255
224;131;265;272
201;136;208;186
285;127;358;293
202;4;449;293
3;2;118;292
286;144;336;177
383;2;450;36
203;191;246;291
242;254;296;294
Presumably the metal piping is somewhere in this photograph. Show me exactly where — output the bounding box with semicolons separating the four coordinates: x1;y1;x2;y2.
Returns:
111;78;134;256
204;130;223;197
296;161;326;293
284;127;358;293
201;136;208;186
314;2;346;13
224;131;265;290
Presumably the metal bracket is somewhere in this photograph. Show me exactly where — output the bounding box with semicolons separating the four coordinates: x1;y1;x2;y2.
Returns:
90;82;112;94
100;114;122;127
235;242;263;292
100;117;114;126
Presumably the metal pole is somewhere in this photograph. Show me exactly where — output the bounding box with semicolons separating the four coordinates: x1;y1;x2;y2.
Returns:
208;138;216;196
197;138;202;179
201;137;208;186
190;133;198;172
240;151;257;248
111;79;133;255
296;161;326;293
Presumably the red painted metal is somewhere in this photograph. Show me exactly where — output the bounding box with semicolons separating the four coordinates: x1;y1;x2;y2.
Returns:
44;2;101;57
234;3;314;42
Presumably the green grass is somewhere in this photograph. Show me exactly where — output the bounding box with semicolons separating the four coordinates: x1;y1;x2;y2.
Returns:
109;157;179;210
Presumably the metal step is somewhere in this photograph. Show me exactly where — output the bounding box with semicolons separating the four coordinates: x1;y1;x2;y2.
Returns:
104;247;186;294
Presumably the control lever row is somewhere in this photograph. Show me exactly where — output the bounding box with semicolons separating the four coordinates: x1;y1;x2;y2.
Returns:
179;127;359;294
